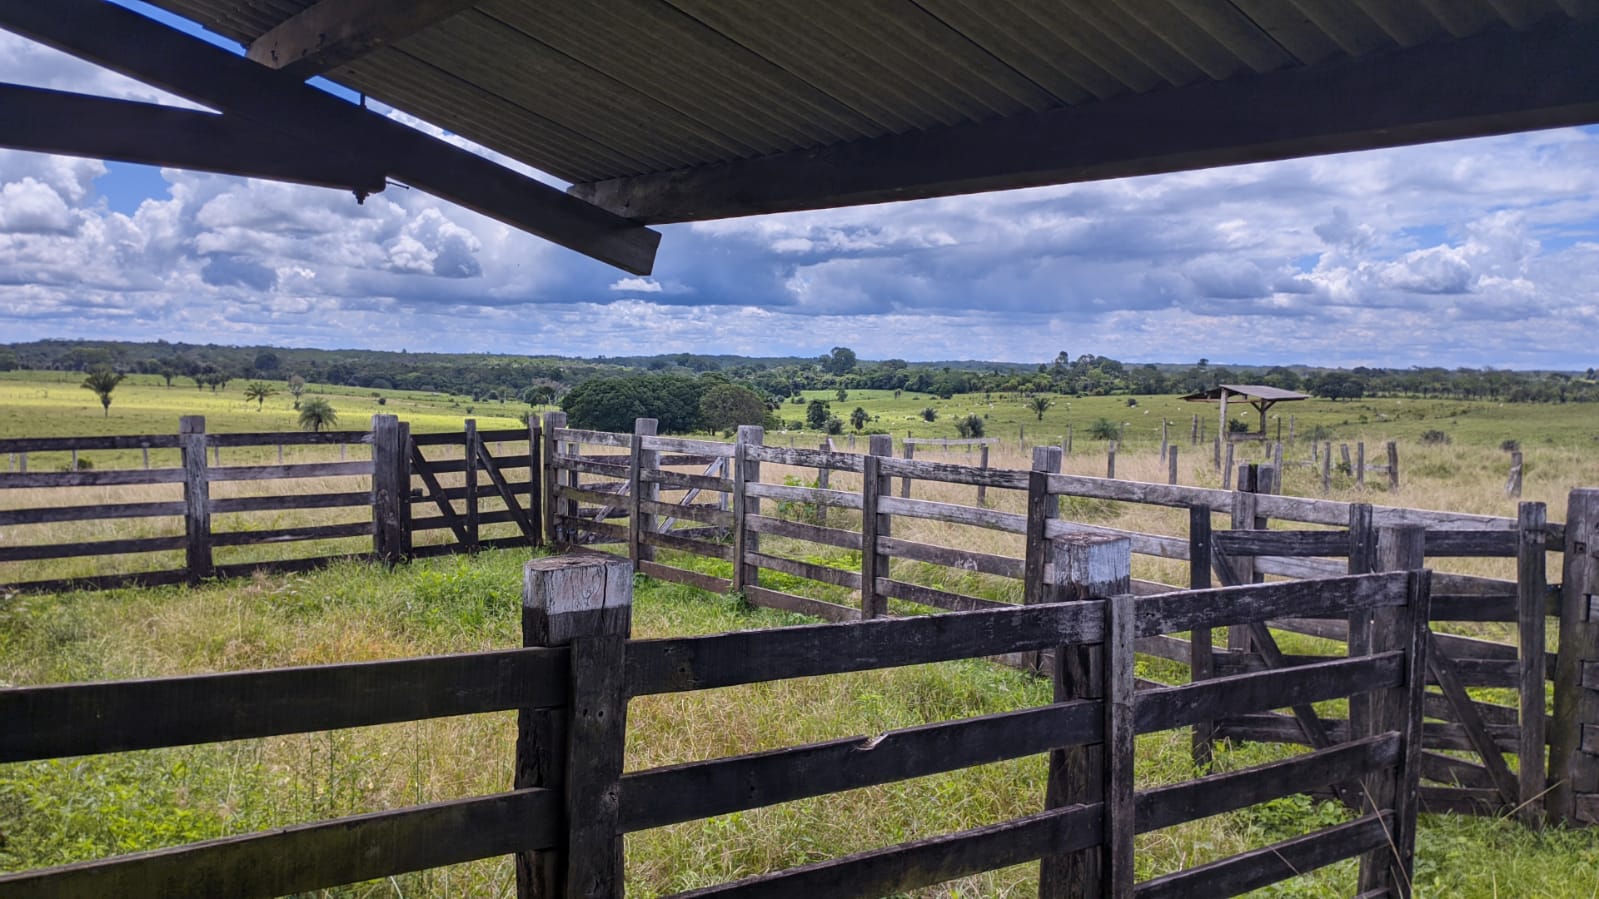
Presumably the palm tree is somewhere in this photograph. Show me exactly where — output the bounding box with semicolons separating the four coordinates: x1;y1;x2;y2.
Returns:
1027;395;1053;421
297;397;338;432
243;381;277;411
80;367;125;417
287;374;306;410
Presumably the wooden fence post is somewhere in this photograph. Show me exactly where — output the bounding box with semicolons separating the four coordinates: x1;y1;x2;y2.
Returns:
1023;445;1064;611
1065;424;1072;457
1550;488;1599;824
1356;442;1366;490
1160;419;1168;463
976;443;989;507
860;434;893;619
1188;504;1213;769
370;414;407;566
515;554;633;899
1517;501;1548;823
1221;442;1234;488
900;440;914;499
1387;441;1400;491
1039;534;1131;899
1346;504;1377;745
1227;464;1261;651
1359;526;1428;896
815;439;831;525
527;415;543;548
540;412;565;545
179;415;212;584
628;418;658;568
732;425;763;596
1103;592;1136;899
1321;442;1332;494
1506;451;1524;498
1167;445;1178;485
1106;441;1116;480
464;419;480;552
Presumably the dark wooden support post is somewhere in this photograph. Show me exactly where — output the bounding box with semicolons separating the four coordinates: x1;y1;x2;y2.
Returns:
1167;445;1178;485
1227;464;1261;651
1039;534;1131;899
814;439;832;526
732;425;763;596
976;443;989;507
540;412;565;546
1065;424;1072;457
1347;504;1377;742
1321;442;1333;494
179;415;212;584
1517;501;1548;823
1188;504;1214;769
1357;442;1367;490
1221;441;1234;489
1106;441;1117;480
1507;450;1525;498
1550;488;1599;824
628;418;658;568
370;414;406;565
515;554;633;899
1359;526;1429;897
1023;444;1064;617
527;415;543;548
464;418;480;552
860;434;893;619
1386;441;1400;491
1103;592;1136;899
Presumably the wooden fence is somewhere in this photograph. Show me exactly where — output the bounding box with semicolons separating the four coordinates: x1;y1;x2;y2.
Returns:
0;553;1433;898
543;418;1599;827
0;414;541;592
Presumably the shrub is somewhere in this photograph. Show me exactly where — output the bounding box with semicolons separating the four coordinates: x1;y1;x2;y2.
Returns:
1088;417;1120;440
955;414;985;438
1500;439;1520;452
921;407;937;423
1420;429;1451;445
1227;418;1250;434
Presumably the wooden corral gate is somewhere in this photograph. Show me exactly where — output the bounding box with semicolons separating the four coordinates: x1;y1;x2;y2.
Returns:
0;553;1432;898
399;417;542;559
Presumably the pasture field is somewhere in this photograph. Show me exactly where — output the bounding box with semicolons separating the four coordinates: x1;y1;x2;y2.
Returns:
2;372;1599;895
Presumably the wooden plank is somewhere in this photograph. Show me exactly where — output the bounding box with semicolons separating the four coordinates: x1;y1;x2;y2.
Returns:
0;789;557;899
1138;573;1408;636
875;535;1024;579
0;434;181;452
0;468;184;488
207;461;372;481
745;444;865;472
549;456;631;479
1;647;567;762
1428;633;1521;806
745;481;862;510
1428;593;1518;621
246;0;476;77
1517;502;1549;821
640;529;734;561
1048;474;1233;510
640;434;736;456
1045;519;1188;559
876;455;1030;489
1420;751;1497;789
563;518;628;544
666;805;1103;899
878;495;1026;532
554;428;632;448
430;481;534;502
621;700;1104;833
556;484;632;507
410;444;471;545
179;416;212;584
745;551;861;590
207;430;371;448
1418;786;1513;816
0;500;184;526
564;634;629;896
640;498;734;528
745;514;861;550
645;467;733;492
1189;504;1215;769
1134;654;1404;734
743;586;859;622
637;560;731;595
0;568;192;596
412;508;523;532
1425;529;1519;556
476;435;538;541
213;491;370;514
463;419;480;552
1137;813;1391;899
627;599;1102;696
859;438;892;619
875;578;1006;613
1213;529;1351;557
210;522;372;547
1103;594;1136;899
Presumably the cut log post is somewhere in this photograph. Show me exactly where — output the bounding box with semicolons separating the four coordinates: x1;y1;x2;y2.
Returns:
900;441;914;499
1387;440;1400;491
1340;443;1352;473
515;554;633;899
1189;504;1214;769
977;443;990;507
1106;441;1116;480
1550;489;1599;824
464;418;480;552
814;439;831;525
540;412;565;545
1159;419;1168;463
1221;442;1234;489
1167;445;1178;485
1288;414;1295;443
1506;451;1524;498
370;414;407;566
860;434;894;619
1347;504;1377;746
1039;534;1131;899
1190;413;1198;445
1022;445;1064;670
1357;442;1366;489
527;416;543;548
1321;442;1332;494
1064;425;1072;457
179;415;213;584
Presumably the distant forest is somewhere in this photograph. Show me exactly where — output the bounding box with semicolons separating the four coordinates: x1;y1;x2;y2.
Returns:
2;339;1596;408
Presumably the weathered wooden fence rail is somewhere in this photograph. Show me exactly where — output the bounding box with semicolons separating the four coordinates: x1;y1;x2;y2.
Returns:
0;553;1432;898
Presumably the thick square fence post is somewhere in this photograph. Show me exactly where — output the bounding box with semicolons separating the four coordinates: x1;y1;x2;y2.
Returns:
179;415;212;584
541;412;566;546
1550;488;1599;824
516;554;633;899
1188;504;1214;769
370;414;406;565
464;418;480;552
732;425;763;595
1517;501;1548;823
629;418;658;568
527;415;543;548
1039;534;1130;899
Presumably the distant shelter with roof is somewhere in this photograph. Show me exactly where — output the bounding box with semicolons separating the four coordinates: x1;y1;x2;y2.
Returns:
1182;384;1309;438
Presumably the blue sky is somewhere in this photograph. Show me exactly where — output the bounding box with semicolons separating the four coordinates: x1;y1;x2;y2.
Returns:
2;7;1599;369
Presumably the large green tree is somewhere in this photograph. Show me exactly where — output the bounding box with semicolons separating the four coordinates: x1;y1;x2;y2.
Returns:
561;374;706;433
243;381;277;411
699;383;767;432
80;367;125;417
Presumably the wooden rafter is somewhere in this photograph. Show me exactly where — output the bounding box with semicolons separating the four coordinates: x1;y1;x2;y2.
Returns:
570;18;1599;223
0;0;660;274
0;83;386;194
246;0;478;79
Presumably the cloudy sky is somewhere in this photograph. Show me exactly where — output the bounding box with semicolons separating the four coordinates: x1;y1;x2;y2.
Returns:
2;4;1598;370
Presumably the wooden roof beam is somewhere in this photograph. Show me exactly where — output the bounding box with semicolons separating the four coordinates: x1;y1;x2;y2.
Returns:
570;18;1599;223
0;83;387;194
246;0;478;79
0;0;660;274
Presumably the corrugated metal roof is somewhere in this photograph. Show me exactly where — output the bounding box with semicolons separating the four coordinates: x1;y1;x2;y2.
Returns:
145;0;1592;189
1183;385;1312;402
